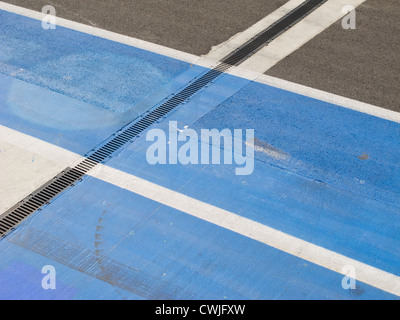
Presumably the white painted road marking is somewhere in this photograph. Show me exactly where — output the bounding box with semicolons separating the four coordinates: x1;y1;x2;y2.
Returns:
255;73;400;124
1;124;400;297
0;126;81;214
92;164;400;298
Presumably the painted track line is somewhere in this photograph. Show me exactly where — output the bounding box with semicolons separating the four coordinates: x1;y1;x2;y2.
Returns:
255;73;400;124
1;124;400;297
0;1;399;124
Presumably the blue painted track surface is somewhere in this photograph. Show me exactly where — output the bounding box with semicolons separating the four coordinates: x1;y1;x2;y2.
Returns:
0;10;399;299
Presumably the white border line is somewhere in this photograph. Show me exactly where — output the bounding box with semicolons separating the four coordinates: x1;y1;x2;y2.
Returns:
0;0;399;124
255;73;400;124
91;163;400;298
1;124;400;297
1;0;400;297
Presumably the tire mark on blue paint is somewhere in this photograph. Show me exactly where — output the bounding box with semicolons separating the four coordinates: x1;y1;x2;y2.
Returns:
9;227;195;299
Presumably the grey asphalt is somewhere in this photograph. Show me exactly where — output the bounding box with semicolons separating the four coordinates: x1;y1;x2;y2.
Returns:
4;0;287;55
266;0;400;112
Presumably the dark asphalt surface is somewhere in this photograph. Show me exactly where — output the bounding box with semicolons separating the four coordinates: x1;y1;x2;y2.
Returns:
267;0;400;112
3;0;399;111
4;0;287;55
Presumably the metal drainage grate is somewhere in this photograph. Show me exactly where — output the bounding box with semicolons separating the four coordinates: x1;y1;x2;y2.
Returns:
0;166;88;236
220;0;327;67
0;0;327;238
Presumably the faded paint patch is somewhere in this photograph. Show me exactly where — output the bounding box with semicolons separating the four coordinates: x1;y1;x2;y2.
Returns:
245;137;290;160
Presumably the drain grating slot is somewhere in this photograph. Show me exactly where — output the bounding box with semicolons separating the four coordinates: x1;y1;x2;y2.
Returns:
0;0;326;238
220;0;327;66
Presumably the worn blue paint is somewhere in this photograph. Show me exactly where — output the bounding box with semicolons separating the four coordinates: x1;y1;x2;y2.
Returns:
0;10;190;114
0;8;399;299
193;81;400;207
0;9;194;155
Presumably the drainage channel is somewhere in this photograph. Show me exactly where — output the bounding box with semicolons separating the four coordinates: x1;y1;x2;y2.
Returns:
0;0;327;238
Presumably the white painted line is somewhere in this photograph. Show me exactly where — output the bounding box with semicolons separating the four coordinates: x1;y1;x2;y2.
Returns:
0;125;80;164
91;159;400;298
0;125;80;213
239;0;367;72
1;0;399;124
1;124;400;297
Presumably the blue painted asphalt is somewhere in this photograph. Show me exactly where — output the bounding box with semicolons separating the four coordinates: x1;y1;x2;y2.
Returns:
101;73;400;279
0;9;195;155
0;10;189;114
0;9;399;299
1;176;397;299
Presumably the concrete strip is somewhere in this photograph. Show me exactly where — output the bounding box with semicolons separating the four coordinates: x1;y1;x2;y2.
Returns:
0;125;81;212
205;0;305;61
